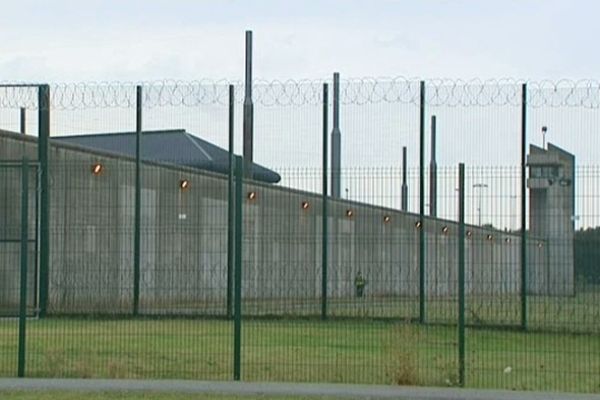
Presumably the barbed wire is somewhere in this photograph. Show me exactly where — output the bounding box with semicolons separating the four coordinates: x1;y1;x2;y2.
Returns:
0;84;39;110
3;78;600;109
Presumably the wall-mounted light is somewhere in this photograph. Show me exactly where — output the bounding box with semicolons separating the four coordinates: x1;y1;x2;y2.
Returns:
487;234;494;241
345;209;354;218
91;163;103;175
442;226;449;234
538;242;544;248
301;201;310;210
179;179;190;190
466;230;472;238
415;221;422;229
247;191;257;201
505;237;511;243
383;215;391;223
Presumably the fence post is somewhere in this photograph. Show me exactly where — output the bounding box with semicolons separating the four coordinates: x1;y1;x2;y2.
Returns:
18;157;29;378
458;163;466;386
401;146;408;212
419;80;426;324
227;84;235;319
243;31;254;179
20;107;26;135
37;84;50;318
233;156;243;381
133;85;142;316
429;115;437;217
520;83;528;331
331;73;341;199
321;83;329;321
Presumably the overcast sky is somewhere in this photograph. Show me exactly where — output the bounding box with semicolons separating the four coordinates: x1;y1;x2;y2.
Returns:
1;0;599;81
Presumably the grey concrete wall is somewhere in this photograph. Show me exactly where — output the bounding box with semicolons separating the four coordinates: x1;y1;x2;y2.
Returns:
0;130;554;317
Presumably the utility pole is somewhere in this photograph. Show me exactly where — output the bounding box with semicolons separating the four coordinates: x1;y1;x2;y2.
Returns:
429;115;437;217
401;146;408;211
331;72;341;198
243;30;254;179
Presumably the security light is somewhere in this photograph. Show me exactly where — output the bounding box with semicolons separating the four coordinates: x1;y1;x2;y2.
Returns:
301;201;310;210
179;179;190;190
91;163;103;175
247;191;257;200
383;215;391;223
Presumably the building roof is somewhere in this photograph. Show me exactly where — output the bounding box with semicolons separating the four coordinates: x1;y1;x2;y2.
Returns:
528;142;575;167
54;129;281;183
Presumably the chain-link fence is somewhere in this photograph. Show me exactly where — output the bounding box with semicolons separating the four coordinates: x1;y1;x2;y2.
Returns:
0;79;598;393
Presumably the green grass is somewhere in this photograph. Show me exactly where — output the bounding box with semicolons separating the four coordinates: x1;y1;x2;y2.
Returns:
131;291;600;333
0;392;345;400
0;318;598;393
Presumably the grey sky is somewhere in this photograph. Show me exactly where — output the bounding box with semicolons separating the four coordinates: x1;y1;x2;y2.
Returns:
1;0;599;81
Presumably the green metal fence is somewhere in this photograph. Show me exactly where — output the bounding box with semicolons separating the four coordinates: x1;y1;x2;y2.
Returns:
0;79;598;393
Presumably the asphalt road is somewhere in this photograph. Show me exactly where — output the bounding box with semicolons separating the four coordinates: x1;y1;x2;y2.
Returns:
1;379;599;400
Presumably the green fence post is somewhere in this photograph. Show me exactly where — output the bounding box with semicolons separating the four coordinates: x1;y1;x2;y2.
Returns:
227;84;235;319
37;84;50;318
458;163;466;386
243;31;254;179
133;85;142;316
331;73;341;199
20;107;26;135
419;80;426;324
520;83;528;331
233;156;243;381
18;157;29;377
321;82;329;321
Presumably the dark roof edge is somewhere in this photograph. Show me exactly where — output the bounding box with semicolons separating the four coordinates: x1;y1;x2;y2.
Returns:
182;132;214;162
547;142;575;161
56;129;186;139
0;129;39;144
0;128;232;181
529;143;545;153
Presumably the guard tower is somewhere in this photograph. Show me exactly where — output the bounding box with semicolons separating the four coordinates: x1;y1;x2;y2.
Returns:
527;143;575;296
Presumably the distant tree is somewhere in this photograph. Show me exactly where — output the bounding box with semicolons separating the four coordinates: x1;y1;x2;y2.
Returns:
574;227;600;285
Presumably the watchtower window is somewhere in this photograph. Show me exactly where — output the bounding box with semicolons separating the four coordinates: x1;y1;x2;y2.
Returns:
530;166;559;178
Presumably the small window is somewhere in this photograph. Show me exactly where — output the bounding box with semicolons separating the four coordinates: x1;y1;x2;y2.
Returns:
542;166;559;178
532;166;559;178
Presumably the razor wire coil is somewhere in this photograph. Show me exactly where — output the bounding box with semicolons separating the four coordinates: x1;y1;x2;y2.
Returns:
3;78;600;109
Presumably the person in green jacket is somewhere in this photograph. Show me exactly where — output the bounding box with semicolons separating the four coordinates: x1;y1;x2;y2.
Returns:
354;271;366;298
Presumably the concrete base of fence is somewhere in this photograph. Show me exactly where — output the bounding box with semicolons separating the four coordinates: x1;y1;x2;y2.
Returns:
0;379;598;400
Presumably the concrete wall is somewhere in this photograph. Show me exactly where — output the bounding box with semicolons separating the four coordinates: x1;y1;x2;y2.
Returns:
0;130;553;317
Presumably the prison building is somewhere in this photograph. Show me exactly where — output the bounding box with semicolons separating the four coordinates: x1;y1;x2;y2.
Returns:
0;129;558;318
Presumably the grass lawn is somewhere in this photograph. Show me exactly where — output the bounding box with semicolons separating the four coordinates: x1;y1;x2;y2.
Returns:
138;291;600;334
0;318;598;394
